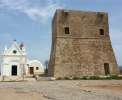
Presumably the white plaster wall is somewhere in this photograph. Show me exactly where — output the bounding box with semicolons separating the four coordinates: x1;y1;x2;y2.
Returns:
25;65;29;75
1;55;27;76
2;64;10;76
27;60;44;75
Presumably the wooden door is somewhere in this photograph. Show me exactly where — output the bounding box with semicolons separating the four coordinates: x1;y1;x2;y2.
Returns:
12;65;17;75
29;67;34;74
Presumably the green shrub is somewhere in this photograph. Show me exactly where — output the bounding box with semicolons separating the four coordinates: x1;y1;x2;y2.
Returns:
89;76;100;80
109;75;122;80
56;77;62;80
81;76;87;80
56;75;122;80
64;77;71;80
72;77;80;80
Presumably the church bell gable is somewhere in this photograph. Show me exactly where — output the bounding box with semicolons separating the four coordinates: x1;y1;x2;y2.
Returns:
4;41;26;56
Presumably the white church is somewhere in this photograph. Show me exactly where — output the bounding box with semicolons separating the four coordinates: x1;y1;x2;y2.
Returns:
0;40;44;78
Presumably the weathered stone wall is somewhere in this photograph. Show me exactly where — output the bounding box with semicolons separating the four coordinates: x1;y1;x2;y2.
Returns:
48;9;119;78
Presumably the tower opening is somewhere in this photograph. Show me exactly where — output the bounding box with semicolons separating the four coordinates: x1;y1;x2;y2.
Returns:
100;29;104;35
104;63;110;75
64;27;70;34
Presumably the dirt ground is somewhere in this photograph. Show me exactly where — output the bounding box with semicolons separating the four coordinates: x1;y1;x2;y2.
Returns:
0;80;122;100
0;88;48;100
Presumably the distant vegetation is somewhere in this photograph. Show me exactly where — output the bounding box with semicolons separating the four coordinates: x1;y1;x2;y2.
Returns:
57;75;122;80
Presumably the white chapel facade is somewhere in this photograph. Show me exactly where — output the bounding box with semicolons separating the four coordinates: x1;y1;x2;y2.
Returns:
0;40;44;77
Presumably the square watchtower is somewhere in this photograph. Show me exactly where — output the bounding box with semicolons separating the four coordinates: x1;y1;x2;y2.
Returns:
48;9;119;78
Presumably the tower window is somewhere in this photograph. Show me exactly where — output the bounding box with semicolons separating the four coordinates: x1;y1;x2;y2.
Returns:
65;27;70;34
99;29;104;35
64;11;68;16
62;10;68;17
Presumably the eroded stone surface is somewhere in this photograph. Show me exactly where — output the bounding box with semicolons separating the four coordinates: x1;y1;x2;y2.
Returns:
48;9;119;78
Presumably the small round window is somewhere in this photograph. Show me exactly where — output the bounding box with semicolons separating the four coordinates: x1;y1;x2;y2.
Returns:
13;50;17;54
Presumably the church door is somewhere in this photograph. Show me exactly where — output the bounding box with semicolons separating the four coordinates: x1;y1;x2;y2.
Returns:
29;67;34;75
12;65;17;75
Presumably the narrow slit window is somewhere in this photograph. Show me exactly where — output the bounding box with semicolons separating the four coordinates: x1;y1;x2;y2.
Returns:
65;27;70;34
100;29;104;35
62;10;68;17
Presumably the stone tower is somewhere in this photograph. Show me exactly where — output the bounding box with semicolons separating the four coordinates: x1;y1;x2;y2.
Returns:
48;9;119;78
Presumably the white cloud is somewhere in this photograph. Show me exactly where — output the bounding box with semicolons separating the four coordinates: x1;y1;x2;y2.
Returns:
24;3;61;23
0;0;63;23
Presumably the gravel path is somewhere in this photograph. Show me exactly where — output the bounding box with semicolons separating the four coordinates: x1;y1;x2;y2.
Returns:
0;80;122;100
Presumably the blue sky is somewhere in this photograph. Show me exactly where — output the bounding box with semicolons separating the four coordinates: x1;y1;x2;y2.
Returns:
0;0;122;65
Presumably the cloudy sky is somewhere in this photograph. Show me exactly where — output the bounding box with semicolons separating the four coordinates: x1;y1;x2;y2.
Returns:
0;0;122;65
